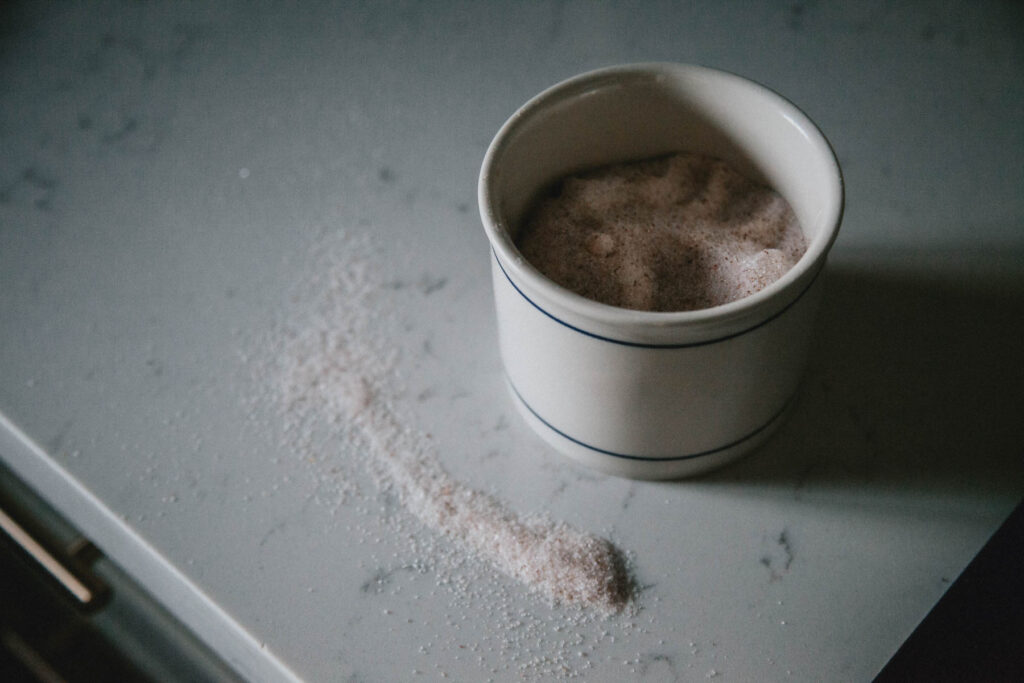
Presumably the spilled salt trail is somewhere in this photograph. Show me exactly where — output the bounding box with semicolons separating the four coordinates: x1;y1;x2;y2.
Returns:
354;384;630;614
275;229;633;615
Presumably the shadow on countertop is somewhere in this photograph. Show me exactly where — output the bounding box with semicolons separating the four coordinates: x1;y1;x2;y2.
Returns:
701;246;1024;502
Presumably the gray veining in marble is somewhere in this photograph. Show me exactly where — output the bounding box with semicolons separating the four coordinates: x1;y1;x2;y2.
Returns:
2;1;1023;681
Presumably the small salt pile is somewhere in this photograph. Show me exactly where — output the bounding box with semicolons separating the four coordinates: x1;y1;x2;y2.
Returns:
351;379;630;614
516;152;806;312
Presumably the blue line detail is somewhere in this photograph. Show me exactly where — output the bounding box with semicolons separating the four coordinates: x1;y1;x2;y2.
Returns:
492;249;820;348
509;379;793;462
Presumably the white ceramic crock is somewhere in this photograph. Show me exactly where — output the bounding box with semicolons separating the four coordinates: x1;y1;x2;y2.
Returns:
478;63;844;479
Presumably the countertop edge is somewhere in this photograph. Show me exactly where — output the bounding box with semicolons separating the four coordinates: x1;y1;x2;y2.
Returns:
0;410;302;683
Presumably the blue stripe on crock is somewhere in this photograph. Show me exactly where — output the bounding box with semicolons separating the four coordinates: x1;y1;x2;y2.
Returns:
492;249;820;349
508;378;794;462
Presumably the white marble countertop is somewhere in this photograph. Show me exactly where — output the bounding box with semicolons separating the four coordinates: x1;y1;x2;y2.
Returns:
2;2;1022;681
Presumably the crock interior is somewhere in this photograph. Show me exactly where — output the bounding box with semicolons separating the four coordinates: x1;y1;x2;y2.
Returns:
486;65;841;261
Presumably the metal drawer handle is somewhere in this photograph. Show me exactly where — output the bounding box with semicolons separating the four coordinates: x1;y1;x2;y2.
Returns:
0;506;100;606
